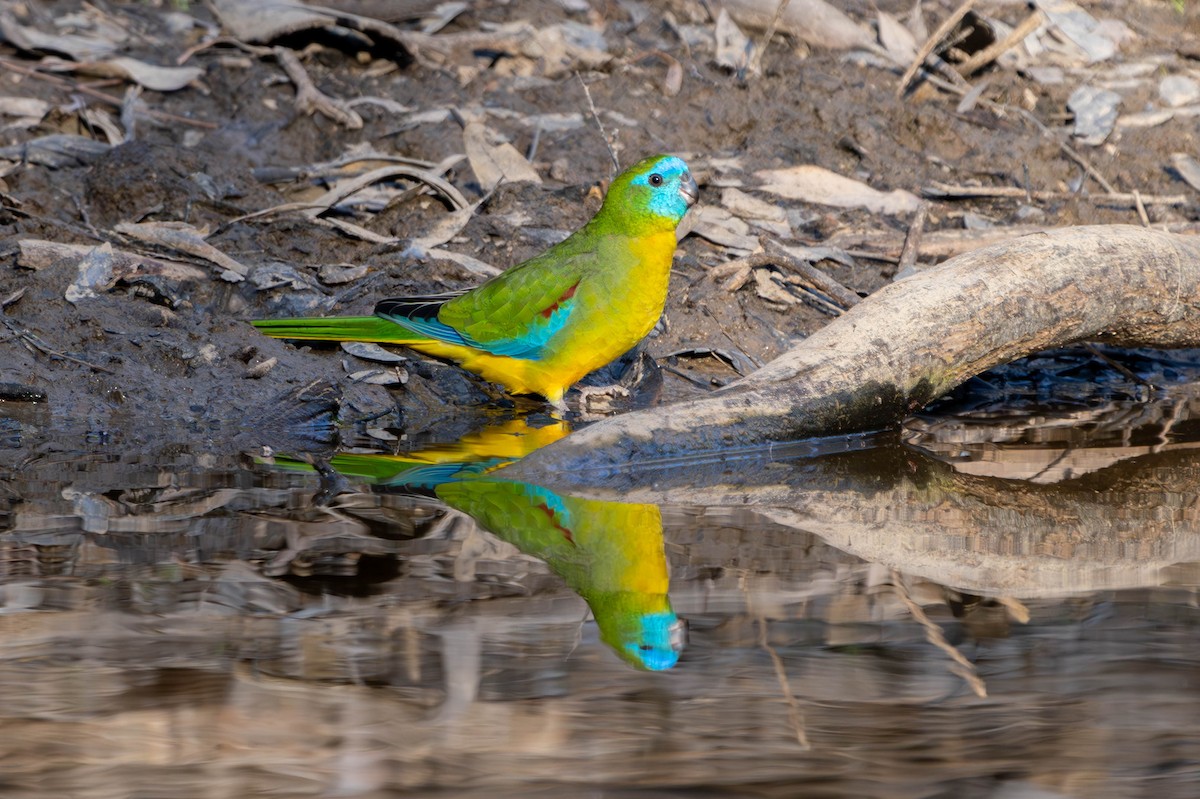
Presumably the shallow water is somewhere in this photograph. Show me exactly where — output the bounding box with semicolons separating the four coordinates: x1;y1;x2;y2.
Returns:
5;353;1200;798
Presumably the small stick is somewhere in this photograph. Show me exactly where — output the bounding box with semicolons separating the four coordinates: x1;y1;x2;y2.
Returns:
274;47;363;130
576;71;619;174
757;616;810;749
924;182;1189;207
892;570;987;698
892;201;930;278
1083;343;1158;389
954;9;1044;75
712;248;860;310
1055;137;1117;194
751;0;793;74
764;240;861;308
0;317;115;374
1133;189;1151;227
897;0;977;97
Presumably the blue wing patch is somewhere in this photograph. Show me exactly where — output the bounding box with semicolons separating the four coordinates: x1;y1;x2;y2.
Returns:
379;312;477;348
378;282;579;361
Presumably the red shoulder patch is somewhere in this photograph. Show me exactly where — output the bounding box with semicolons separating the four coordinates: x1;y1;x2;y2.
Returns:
540;281;579;320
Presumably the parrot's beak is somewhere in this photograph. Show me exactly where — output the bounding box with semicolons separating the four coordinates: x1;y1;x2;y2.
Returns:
679;174;699;207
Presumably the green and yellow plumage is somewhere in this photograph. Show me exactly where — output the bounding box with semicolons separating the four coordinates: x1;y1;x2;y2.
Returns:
251;154;698;403
266;417;683;670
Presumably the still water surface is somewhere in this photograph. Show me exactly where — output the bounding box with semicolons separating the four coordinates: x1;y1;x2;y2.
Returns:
4;351;1200;798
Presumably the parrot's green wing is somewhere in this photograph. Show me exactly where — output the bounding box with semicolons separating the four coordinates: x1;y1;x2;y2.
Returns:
378;244;595;360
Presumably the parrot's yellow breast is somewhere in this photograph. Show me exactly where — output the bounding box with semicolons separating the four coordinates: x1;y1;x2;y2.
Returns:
408;230;679;402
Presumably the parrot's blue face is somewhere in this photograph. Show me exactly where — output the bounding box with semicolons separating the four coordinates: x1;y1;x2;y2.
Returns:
620;610;686;671
628;155;699;222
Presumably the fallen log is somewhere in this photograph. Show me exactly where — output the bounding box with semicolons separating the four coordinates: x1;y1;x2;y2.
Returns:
509;225;1200;486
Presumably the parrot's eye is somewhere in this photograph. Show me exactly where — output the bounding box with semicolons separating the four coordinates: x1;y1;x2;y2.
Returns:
648;173;664;186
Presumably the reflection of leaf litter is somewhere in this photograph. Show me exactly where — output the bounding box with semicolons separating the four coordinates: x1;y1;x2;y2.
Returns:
755;165;922;215
1068;85;1120;146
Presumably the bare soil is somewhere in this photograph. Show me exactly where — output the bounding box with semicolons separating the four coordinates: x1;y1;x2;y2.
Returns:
0;0;1197;457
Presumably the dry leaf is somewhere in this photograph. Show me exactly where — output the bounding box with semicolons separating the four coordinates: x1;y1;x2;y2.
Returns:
721;0;876;50
877;11;918;65
1068;85;1120;146
755;165;922;215
686;206;760;252
64;243;116;304
0;10;119;61
462;119;541;191
17;239;208;282
1033;0;1120;63
0;97;51;119
1171;153;1200;193
116;222;249;282
75;57;204;92
210;0;414;57
714;9;755;76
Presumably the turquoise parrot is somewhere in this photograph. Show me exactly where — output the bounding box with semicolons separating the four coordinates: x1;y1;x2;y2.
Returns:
268;419;684;670
252;154;698;404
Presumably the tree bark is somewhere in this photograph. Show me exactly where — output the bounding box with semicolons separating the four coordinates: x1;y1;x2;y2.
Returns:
510;225;1200;486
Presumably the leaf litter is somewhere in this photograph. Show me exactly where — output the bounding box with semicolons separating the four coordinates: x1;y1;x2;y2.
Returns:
0;0;1195;434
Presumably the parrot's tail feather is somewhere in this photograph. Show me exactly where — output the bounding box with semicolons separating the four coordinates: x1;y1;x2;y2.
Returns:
251;315;428;344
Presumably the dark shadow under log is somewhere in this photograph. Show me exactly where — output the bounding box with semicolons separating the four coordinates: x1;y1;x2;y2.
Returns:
508;225;1200;487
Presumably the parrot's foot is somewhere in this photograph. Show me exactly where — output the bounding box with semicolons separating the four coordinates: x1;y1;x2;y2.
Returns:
575;384;631;414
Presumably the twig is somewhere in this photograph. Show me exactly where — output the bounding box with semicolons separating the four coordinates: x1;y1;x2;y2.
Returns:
954;9;1044;75
923;182;1189;207
891;570;987;698
576;71;619;174
273;47;363;130
661;365;717;390
0;316;115;374
897;0;977;97
712;249;860;311
1133;189;1151;227
1083;343;1159;389
892;201;930;278
1054;135;1117;194
757;615;810;750
908;54;1118;195
0;56;217;129
751;0;793;74
764;240;862;308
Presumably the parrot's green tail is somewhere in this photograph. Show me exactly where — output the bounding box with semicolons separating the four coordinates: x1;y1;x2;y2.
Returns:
251;315;428;344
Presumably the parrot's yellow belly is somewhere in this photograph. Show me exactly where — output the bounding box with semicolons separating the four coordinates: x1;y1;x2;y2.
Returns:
410;230;678;402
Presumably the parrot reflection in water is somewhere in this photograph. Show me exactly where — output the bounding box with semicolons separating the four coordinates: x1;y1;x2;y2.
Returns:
252;155;699;407
272;420;684;670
